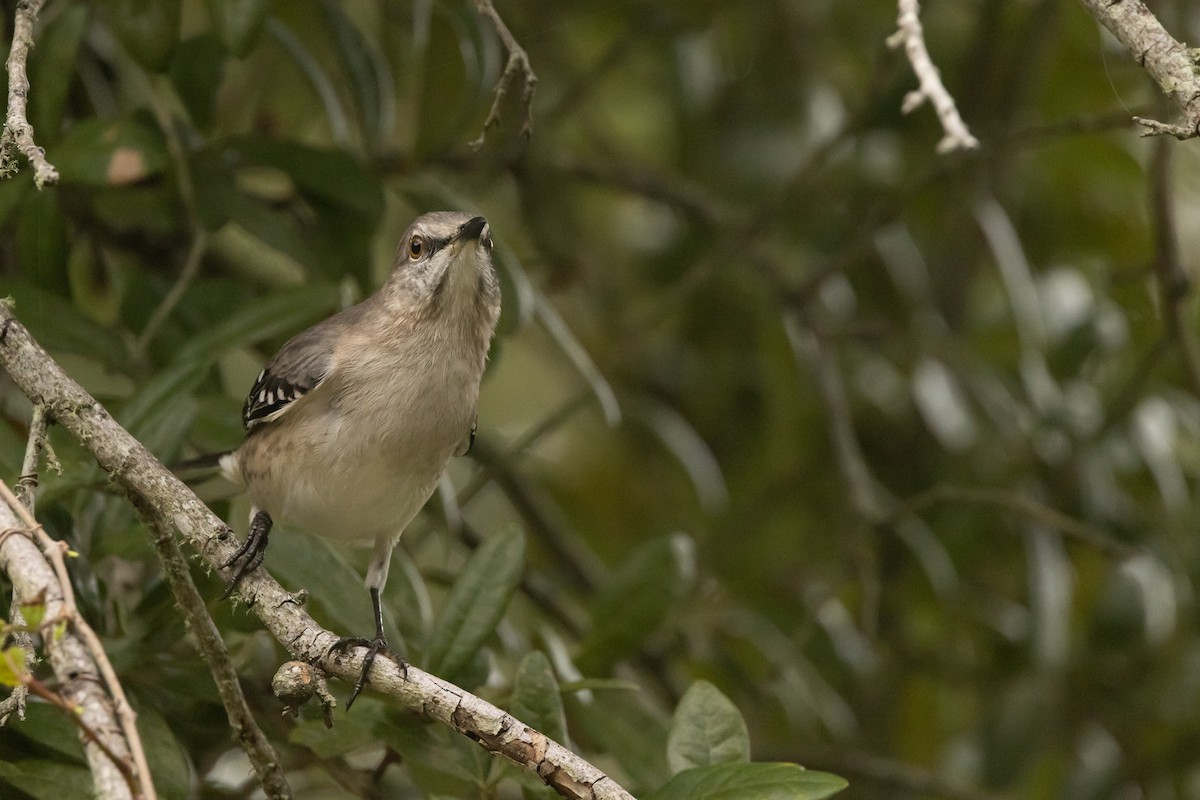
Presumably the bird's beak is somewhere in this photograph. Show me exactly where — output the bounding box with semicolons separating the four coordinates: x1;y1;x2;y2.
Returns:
455;216;489;244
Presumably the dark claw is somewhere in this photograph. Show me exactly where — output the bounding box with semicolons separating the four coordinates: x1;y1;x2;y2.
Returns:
329;586;407;708
220;510;272;599
329;634;407;708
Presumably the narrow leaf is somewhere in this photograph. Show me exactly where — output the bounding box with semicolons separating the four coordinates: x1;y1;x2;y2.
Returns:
579;532;695;674
511;651;567;744
646;763;848;800
423;527;525;682
0;761;94;800
28;5;90;143
204;0;270;57
317;0;390;147
172;282;338;363
668;681;751;773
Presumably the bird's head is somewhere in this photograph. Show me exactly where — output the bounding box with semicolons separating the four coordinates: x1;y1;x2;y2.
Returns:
384;211;501;331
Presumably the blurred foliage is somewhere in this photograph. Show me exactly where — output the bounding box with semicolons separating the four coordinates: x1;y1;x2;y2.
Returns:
0;0;1197;798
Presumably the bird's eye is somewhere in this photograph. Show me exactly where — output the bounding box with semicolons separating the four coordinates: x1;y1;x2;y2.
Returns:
408;236;424;260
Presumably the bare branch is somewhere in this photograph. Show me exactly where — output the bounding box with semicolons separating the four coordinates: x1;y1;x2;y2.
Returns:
2;0;59;187
0;312;635;800
888;0;979;153
1078;0;1200;139
470;0;538;149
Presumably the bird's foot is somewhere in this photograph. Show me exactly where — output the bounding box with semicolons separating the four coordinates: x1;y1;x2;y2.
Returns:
219;510;272;600
329;634;407;708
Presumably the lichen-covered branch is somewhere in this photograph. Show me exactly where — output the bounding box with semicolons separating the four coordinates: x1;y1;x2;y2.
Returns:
0;497;143;799
0;311;635;800
126;497;293;800
1078;0;1200;139
2;0;59;187
888;0;979;153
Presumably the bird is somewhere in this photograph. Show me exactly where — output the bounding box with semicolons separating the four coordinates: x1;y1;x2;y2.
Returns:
215;211;501;705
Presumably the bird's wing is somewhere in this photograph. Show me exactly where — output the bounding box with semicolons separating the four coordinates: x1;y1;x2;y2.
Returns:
242;324;337;429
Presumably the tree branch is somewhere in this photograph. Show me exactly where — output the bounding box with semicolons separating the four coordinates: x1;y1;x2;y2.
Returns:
888;0;979;153
1078;0;1200;138
0;312;635;800
126;496;293;799
2;0;59;187
0;493;146;799
470;0;538;148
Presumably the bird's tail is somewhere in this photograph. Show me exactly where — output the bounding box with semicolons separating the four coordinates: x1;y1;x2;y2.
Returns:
174;452;242;485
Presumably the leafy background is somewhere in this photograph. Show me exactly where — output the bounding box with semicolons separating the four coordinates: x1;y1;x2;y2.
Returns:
0;0;1197;798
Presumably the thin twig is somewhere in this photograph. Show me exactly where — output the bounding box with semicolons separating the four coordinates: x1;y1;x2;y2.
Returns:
127;495;293;799
899;485;1137;560
470;0;538;149
2;0;58;187
0;481;156;800
128;68;209;357
1078;0;1200;138
136;230;209;356
0;313;635;800
888;0;979;152
23;676;140;794
798;747;1011;800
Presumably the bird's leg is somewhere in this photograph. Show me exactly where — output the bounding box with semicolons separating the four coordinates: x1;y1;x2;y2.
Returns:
220;509;272;599
330;587;408;708
330;535;407;707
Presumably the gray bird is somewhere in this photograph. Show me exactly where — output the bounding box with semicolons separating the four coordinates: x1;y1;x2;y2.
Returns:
218;211;501;704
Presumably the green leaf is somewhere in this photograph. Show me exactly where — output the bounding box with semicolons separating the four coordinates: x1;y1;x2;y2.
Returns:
229;136;384;221
569;690;671;788
169;34;228;129
579;532;695;673
0;170;33;228
668;681;751;773
204;0;270;57
15;190;69;295
423;527;525;683
267;528;406;649
0;282;127;366
0;646;28;687
511;651;567;744
4;700;86;762
18;598;47;630
54;118;169;187
100;0;181;71
28;5;90;143
290;713;377;758
0;761;94;800
118;359;211;437
172;282;338;363
317;0;391;148
134;704;191;800
646;763;848;800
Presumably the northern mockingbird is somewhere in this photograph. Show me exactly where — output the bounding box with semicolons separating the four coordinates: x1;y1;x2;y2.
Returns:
217;211;501;704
